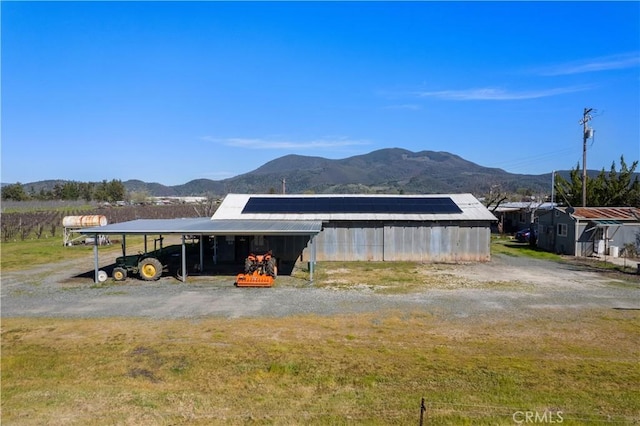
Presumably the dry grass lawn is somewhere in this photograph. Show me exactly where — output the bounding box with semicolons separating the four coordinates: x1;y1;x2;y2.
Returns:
2;309;638;425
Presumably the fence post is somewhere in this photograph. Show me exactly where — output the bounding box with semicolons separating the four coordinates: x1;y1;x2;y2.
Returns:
420;397;426;425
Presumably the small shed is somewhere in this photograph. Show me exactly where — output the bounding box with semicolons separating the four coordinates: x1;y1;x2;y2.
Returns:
213;193;497;262
536;207;640;256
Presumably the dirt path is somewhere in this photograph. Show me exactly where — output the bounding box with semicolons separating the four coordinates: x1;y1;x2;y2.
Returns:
1;253;638;319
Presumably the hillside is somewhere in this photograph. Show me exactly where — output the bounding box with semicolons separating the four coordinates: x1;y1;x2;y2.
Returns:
10;148;570;197
176;148;554;196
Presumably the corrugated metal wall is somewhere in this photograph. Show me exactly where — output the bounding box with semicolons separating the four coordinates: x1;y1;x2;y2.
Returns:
307;221;491;262
314;221;384;261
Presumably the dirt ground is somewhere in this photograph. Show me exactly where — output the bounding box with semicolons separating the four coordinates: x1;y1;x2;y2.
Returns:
1;251;638;320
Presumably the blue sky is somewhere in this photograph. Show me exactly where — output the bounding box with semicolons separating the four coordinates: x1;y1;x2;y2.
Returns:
2;1;639;186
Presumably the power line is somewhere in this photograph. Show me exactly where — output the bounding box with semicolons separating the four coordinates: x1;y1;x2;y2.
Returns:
489;146;578;172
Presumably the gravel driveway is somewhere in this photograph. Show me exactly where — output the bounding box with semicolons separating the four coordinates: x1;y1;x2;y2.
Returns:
2;253;638;319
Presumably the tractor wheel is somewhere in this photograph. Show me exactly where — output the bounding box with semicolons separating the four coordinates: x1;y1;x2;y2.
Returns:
266;258;277;278
244;258;253;274
138;257;163;281
113;267;127;282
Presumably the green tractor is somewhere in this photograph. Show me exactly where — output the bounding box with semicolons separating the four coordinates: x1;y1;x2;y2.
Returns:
113;253;166;281
112;238;189;282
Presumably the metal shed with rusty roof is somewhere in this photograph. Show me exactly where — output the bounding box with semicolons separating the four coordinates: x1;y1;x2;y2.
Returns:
536;206;640;256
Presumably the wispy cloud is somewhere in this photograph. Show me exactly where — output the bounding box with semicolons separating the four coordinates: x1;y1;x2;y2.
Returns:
535;52;640;76
200;136;370;149
414;85;590;101
383;104;422;110
200;170;237;179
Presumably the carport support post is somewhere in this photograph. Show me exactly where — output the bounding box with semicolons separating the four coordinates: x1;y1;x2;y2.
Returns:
181;235;187;283
199;234;204;272
93;233;99;284
309;234;316;282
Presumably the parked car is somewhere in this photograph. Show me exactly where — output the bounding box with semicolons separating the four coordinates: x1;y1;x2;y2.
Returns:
515;227;537;243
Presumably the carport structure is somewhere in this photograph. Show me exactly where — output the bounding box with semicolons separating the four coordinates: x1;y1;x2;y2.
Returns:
80;218;323;284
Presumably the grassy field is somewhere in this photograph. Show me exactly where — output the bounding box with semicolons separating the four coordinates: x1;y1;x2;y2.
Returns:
2;310;638;425
490;236;563;260
300;261;520;293
2;237;639;424
0;235;153;272
0;238;115;272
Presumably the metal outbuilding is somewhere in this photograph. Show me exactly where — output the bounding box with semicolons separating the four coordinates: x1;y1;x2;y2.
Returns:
536;206;640;257
81;217;323;283
213;193;497;263
81;193;496;283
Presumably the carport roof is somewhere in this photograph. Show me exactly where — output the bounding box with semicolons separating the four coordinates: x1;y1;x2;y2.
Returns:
80;218;323;236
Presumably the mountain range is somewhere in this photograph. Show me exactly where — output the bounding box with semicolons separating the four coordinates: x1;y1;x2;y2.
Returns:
11;148;570;197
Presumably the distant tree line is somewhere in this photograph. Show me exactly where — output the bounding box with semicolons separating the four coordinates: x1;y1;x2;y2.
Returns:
1;179;126;203
555;156;640;207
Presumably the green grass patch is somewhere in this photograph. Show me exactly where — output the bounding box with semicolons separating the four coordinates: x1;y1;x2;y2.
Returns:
1;239;117;272
0;236;149;272
491;238;562;261
2;311;638;424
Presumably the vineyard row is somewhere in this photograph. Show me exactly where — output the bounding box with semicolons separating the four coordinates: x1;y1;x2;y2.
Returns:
1;204;205;242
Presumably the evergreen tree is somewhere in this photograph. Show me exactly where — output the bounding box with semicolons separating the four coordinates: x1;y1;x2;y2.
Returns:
555;156;639;207
61;181;80;200
52;183;63;199
1;183;29;201
599;157;640;206
106;179;126;202
79;182;95;202
94;179;125;202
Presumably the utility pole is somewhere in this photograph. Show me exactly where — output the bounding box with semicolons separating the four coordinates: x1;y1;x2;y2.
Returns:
282;178;286;194
551;170;555;205
579;108;594;207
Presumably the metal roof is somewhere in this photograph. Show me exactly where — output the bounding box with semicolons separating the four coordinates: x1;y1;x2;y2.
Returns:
566;207;640;221
494;202;557;213
80;218;323;236
213;193;497;222
592;219;624;226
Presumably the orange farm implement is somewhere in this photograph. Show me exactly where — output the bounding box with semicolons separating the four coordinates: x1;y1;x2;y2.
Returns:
235;251;277;287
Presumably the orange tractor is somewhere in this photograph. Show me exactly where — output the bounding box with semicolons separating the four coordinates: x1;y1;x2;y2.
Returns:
235;250;277;287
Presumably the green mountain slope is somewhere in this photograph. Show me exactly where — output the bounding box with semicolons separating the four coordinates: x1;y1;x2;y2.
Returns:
15;148;570;197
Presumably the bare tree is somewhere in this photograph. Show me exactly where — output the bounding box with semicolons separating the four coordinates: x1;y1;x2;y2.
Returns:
484;184;508;213
192;194;220;217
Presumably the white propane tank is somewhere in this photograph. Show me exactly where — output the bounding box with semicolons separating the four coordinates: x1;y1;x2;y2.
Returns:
62;215;108;228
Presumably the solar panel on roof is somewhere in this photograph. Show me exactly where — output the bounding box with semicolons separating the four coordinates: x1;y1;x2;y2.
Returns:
241;197;463;214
